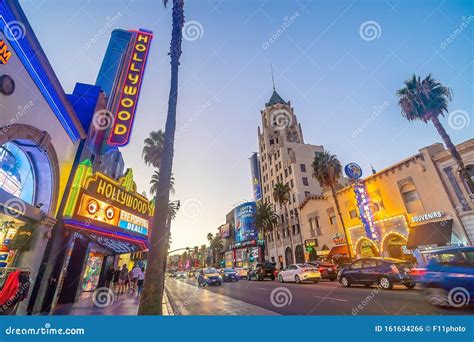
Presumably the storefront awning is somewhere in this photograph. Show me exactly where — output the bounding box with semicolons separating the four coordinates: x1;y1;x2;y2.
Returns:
328;245;349;257
406;219;453;249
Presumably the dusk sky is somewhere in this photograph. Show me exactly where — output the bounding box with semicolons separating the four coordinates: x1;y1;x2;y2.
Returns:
21;0;473;251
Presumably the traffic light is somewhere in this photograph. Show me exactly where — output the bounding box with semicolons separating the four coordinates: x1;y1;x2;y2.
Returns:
220;260;225;267
249;253;255;262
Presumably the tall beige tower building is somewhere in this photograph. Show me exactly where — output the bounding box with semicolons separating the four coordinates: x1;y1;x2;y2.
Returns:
258;89;325;267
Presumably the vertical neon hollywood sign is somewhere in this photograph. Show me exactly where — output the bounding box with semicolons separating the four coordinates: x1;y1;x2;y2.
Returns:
354;181;379;241
108;30;153;146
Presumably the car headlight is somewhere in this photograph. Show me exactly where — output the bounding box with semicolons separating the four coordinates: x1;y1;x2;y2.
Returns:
218;276;222;280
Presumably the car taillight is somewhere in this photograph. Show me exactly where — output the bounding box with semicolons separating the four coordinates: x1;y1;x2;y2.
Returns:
302;269;307;272
410;268;426;276
318;267;324;272
390;265;399;274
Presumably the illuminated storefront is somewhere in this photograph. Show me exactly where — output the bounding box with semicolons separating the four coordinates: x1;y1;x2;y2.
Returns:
300;143;471;265
54;160;152;303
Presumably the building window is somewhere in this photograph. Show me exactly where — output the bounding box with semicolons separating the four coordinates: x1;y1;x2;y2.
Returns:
290;179;294;188
287;148;292;154
302;177;309;186
466;164;474;192
400;181;423;213
288;165;292;175
300;164;306;172
269;138;274;145
292;193;296;202
285;169;288;177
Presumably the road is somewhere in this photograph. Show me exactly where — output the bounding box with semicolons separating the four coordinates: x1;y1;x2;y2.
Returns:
172;277;472;315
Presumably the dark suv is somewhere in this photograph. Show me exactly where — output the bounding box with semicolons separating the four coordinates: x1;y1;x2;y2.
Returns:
338;257;416;290
307;261;338;281
247;262;276;281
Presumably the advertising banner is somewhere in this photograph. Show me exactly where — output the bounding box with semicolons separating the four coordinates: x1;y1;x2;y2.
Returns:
234;202;258;243
250;153;262;201
220;223;230;238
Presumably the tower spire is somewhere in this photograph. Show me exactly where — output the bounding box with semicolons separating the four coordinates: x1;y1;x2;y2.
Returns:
271;64;275;91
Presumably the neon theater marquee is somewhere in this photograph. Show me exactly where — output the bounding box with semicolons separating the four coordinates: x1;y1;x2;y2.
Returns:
63;159;153;254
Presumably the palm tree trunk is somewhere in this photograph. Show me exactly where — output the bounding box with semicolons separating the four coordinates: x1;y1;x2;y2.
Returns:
331;186;352;259
138;0;184;316
431;115;474;194
284;203;294;264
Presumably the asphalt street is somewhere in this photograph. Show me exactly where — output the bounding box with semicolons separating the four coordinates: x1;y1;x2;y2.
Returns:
175;277;473;315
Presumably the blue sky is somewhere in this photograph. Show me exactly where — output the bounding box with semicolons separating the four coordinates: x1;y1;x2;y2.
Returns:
20;0;473;250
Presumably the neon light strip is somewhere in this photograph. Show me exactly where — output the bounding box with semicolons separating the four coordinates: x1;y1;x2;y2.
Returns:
64;219;147;249
0;12;81;142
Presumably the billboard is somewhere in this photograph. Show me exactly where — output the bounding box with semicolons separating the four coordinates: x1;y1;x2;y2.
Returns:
220;223;230;238
249;153;262;201
108;30;153;146
234;202;258;243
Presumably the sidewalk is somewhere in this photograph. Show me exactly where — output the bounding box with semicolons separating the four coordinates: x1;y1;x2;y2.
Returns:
52;289;173;316
165;278;279;315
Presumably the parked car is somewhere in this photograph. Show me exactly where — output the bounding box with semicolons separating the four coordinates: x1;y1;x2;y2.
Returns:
176;271;187;279
307;261;338;281
247;262;276;281
278;264;321;284
197;268;222;286
222;268;240;282
418;247;474;307
234;267;248;279
338;257;416;290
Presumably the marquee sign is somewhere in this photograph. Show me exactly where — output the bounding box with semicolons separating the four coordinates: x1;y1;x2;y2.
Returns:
354;182;380;241
108;30;153;146
0;39;11;64
410;211;444;224
63;160;153;251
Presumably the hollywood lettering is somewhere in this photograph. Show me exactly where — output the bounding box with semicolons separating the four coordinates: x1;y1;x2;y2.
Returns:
0;39;11;64
108;30;153;146
94;177;151;215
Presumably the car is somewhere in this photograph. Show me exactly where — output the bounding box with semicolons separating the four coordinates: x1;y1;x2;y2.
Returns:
338;257;416;290
234;267;248;279
418;247;474;307
307;261;338;281
197;267;222;286
176;271;187;279
221;268;240;282
278;264;321;284
247;262;276;281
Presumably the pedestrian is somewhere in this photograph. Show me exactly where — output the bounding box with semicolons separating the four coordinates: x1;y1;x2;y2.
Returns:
112;267;120;293
118;264;129;294
137;267;145;296
105;265;115;289
130;264;141;292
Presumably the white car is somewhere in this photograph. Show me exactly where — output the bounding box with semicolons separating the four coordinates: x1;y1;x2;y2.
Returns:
278;264;321;284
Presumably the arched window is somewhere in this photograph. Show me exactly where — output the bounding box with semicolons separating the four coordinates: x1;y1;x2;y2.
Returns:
466;164;474;192
0;142;35;204
400;181;423;213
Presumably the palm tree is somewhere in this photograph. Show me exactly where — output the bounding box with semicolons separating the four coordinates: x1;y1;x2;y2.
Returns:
397;74;474;193
142;130;164;168
254;202;279;262
150;170;175;196
273;182;294;265
138;0;184;316
210;234;224;267
206;232;214;244
312;150;352;259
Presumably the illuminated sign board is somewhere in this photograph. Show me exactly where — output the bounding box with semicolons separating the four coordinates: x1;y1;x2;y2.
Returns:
411;211;444;223
63;160;153;248
354;182;380;241
108;30;153;146
234;202;258;243
0;39;11;64
250;153;262;201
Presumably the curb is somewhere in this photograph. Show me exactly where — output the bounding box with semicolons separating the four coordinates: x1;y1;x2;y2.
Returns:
162;289;175;316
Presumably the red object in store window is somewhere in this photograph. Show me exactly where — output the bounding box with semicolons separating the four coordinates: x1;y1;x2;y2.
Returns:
0;270;20;306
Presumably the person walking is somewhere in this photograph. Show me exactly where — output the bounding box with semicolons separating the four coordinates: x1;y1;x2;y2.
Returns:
130;264;141;292
137;267;145;296
118;264;129;294
105;265;115;289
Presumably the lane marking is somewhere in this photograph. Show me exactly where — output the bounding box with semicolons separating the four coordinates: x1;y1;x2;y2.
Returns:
313;295;348;302
254;287;270;291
